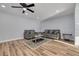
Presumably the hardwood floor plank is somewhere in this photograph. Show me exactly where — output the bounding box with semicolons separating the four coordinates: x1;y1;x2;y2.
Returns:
0;44;3;56
0;39;79;56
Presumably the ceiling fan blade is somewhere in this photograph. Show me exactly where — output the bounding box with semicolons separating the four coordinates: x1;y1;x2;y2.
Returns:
11;6;23;8
27;4;35;7
27;8;34;13
20;3;27;7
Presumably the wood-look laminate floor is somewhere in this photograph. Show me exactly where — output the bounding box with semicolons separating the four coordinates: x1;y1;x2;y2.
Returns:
0;39;79;56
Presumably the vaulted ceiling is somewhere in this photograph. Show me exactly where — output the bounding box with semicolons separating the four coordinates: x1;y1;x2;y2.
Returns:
0;3;75;21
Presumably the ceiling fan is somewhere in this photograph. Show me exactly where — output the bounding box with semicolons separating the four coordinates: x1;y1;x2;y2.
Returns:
11;3;35;13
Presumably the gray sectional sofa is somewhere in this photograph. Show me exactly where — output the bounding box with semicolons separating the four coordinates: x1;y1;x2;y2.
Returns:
24;29;61;40
24;30;35;39
43;29;61;39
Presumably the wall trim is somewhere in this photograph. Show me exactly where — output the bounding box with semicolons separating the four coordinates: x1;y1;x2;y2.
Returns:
75;36;79;47
0;37;23;43
54;40;74;47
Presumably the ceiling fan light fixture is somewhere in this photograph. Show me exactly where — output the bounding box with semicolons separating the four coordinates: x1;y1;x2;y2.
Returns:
23;8;26;11
11;3;35;13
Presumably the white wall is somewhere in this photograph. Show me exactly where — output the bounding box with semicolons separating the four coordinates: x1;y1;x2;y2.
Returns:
41;14;75;40
35;21;41;32
75;3;79;46
0;7;75;42
0;12;37;41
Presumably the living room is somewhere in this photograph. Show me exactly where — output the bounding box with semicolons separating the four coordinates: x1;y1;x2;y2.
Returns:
0;3;79;56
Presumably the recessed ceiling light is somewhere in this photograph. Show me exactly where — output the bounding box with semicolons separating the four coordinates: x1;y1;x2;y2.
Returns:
1;5;6;8
56;10;60;13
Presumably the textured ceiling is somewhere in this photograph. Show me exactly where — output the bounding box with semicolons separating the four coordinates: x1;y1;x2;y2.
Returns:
0;3;75;21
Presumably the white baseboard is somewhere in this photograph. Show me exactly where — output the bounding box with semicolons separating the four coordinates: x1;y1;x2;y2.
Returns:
0;37;23;43
54;40;74;47
75;45;79;48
